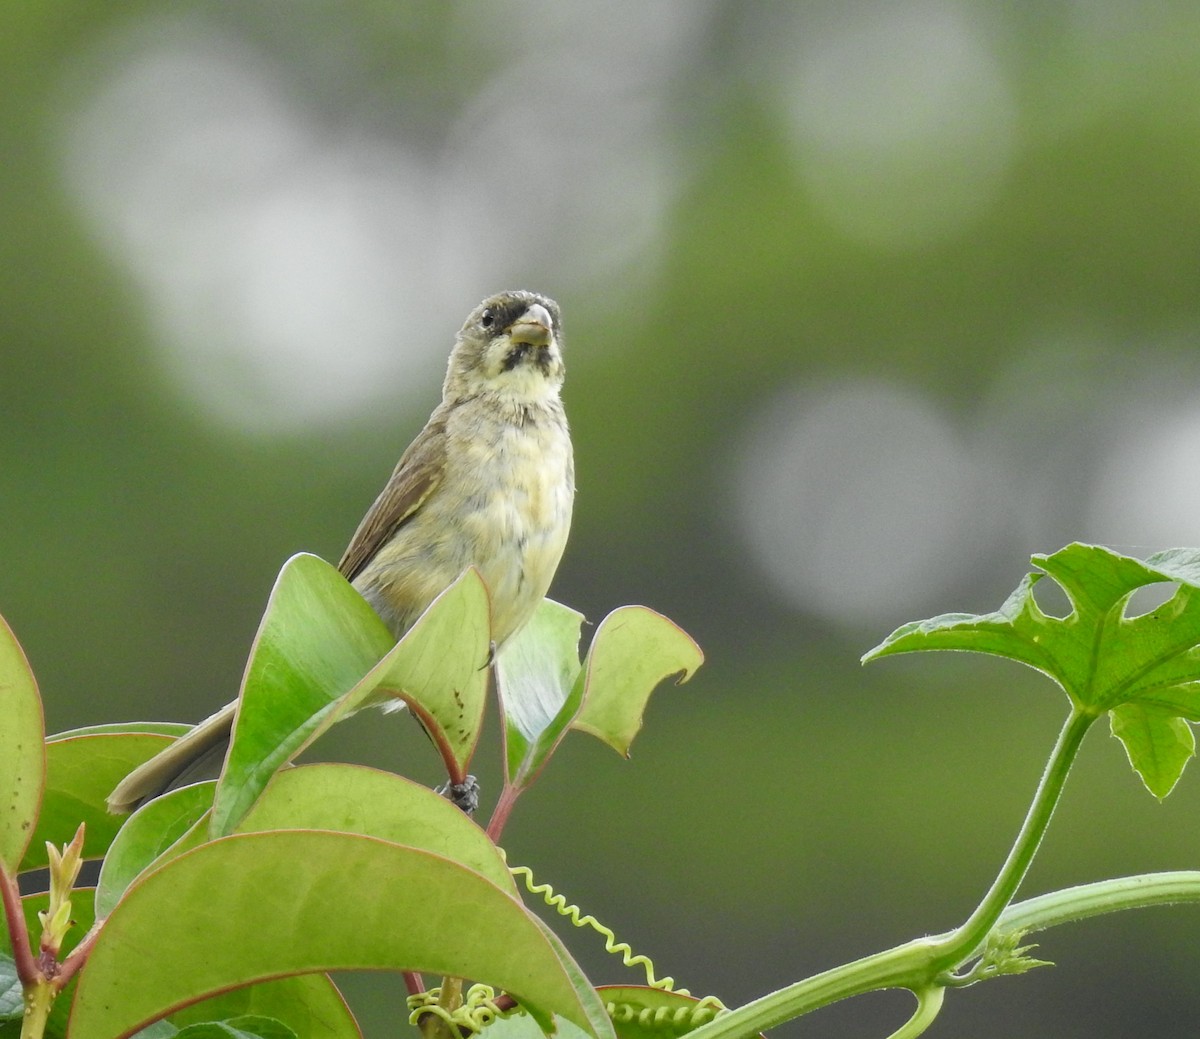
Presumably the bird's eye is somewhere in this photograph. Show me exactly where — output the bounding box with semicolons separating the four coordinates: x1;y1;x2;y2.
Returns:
480;308;495;329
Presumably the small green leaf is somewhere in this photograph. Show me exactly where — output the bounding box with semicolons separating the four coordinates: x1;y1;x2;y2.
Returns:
95;783;216;918
20;728;189;874
173;1016;296;1039
69;831;609;1039
0;956;20;1019
211;554;394;837
572;608;704;757
167;976;360;1039
236;764;515;894
496;599;587;787
1110;703;1196;799
0;615;44;873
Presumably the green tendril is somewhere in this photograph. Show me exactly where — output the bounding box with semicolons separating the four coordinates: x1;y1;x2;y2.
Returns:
509;863;699;997
604;996;728;1034
408;984;513;1036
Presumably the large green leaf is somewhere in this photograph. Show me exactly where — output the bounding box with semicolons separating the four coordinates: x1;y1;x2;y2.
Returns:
342;566;490;779
69;831;611;1039
210;554;394;837
20;727;189;874
864;543;1200;797
236;764;515;894
212;558;490;837
571;607;704;756
0;615;44;873
4;919;358;1039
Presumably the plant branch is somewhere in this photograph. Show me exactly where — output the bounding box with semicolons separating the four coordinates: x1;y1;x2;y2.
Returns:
936;707;1094;965
680;708;1099;1039
884;986;944;1039
999;870;1200;936
486;782;520;842
0;866;38;986
52;921;103;989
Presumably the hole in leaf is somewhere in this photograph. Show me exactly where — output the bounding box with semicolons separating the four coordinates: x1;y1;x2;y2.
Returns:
1031;577;1072;619
1123;582;1180;620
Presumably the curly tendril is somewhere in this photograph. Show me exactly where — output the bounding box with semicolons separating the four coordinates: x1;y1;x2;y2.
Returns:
604;996;728;1034
509;863;714;1000
408;984;512;1035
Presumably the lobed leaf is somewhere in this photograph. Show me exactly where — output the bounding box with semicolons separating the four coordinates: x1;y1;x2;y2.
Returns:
864;543;1200;797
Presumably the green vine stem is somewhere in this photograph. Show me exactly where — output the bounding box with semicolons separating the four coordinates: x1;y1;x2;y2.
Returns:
884;986;944;1039
998;870;1200;936
680;707;1097;1039
937;707;1095;964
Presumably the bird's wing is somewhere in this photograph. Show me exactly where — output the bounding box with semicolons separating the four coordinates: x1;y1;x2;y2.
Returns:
337;413;447;581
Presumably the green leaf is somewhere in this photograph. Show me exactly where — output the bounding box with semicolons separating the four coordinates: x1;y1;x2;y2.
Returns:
864;543;1200;797
236;764;515;894
69;831;609;1039
1110;703;1196;799
210;554;395;837
20;728;189;874
863;544;1200;713
48;723;193;741
173;1016;296;1039
572;607;704;757
496;599;587;787
347;566;491;778
213;558;491;837
0;956;20;1019
167;976;360;1039
95;783;216;918
0;615;44;873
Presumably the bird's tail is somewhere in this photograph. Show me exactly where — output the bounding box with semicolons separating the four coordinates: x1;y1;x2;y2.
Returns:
106;701;238;814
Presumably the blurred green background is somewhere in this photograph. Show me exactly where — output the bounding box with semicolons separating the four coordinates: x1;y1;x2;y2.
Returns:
5;2;1200;1036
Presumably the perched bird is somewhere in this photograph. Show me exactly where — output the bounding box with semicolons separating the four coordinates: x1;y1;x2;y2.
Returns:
108;290;574;812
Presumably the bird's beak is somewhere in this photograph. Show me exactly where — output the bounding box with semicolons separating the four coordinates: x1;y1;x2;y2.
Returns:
507;303;554;349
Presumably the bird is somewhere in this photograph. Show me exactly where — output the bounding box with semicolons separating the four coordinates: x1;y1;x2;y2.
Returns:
107;290;574;813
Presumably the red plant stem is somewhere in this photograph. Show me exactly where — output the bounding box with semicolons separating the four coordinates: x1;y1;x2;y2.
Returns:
485;783;521;842
403;971;426;997
54;922;102;988
0;866;39;986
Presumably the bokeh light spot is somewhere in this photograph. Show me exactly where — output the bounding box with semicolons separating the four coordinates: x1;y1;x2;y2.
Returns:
733;380;998;627
780;1;1017;251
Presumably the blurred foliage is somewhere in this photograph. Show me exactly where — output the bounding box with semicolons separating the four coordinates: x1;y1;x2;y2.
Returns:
4;3;1200;1037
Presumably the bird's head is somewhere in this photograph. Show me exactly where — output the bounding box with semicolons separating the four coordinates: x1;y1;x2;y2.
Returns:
444;290;565;403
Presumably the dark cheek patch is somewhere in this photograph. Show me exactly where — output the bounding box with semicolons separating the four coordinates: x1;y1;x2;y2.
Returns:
501;344;530;372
